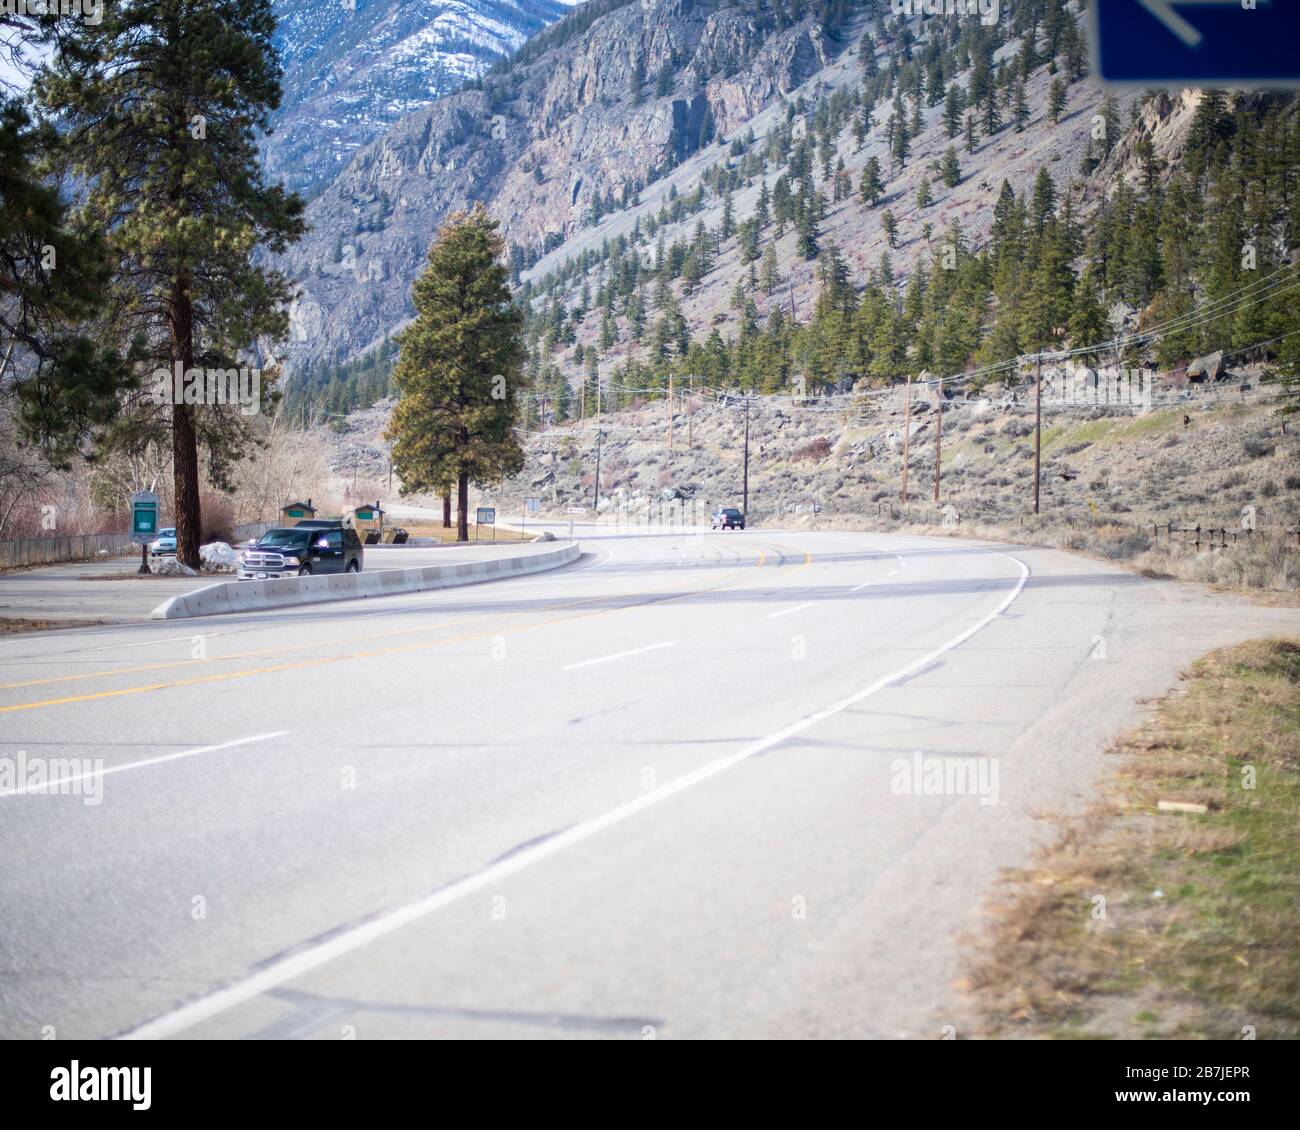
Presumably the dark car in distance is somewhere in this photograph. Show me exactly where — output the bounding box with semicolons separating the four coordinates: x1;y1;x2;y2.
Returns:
711;507;745;530
237;526;363;579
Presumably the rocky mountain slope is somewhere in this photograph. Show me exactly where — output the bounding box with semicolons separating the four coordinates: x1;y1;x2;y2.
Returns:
266;0;576;198
278;0;847;364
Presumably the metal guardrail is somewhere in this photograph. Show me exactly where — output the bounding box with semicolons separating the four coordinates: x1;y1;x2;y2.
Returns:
0;520;276;569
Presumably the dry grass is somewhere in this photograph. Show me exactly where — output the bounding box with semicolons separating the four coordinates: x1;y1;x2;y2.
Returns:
0;617;105;634
965;638;1300;1039
397;522;532;544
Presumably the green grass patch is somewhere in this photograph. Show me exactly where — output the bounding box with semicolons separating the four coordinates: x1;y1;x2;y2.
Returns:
967;638;1300;1039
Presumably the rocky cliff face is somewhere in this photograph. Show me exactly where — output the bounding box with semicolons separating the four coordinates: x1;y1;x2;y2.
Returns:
277;0;836;366
266;0;576;199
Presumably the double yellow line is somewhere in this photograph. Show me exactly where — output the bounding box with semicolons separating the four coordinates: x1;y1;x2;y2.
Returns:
0;540;809;715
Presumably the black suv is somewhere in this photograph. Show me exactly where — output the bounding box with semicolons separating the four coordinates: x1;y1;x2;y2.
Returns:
237;526;363;579
711;507;745;530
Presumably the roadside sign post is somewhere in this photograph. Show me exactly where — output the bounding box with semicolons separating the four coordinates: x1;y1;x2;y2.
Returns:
130;490;159;575
1093;1;1300;87
476;507;496;542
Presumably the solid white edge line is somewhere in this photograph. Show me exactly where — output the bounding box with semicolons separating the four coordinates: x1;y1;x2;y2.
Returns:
561;640;677;671
0;732;287;800
117;548;1029;1041
82;633;225;653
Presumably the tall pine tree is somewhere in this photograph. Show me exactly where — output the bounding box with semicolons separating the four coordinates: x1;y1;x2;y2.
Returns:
41;0;304;567
387;207;526;542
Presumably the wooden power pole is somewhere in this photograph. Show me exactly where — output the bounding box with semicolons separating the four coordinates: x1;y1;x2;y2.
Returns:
900;374;912;505
688;376;694;449
668;374;674;453
933;374;943;503
1033;351;1043;515
742;395;751;519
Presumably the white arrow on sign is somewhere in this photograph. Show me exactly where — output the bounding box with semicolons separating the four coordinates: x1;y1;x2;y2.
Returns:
1136;0;1264;49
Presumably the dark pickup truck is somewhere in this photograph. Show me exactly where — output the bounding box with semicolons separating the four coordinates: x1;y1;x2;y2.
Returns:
237;526;363;579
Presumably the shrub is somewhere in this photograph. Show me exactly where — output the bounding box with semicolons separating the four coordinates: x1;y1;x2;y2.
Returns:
792;436;832;462
199;493;236;544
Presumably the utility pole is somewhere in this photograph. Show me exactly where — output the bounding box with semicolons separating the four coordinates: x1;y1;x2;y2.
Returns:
580;380;585;421
900;374;912;505
594;429;603;513
688;375;694;449
933;374;943;503
1033;350;1043;515
742;394;751;520
668;374;674;453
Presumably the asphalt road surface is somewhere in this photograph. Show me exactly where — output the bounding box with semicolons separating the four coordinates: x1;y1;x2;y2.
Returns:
2;526;1297;1039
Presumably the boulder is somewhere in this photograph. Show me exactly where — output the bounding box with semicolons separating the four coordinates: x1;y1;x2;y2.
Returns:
1187;350;1226;383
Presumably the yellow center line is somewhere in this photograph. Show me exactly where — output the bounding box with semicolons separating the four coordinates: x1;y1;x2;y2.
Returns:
0;542;792;714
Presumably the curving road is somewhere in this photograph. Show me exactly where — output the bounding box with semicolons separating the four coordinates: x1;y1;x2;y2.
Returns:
1;525;1296;1039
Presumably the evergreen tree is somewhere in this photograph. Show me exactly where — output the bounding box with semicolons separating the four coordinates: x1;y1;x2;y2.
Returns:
916;176;933;209
629;55;646;106
943;84;963;139
1012;77;1029;132
655;61;674;97
796;197;820;260
41;0;305;568
833;157;852;203
387;206;525;542
940;146;961;189
881;210;898;249
756;179;772;229
1098;92;1121;157
772;174;794;236
760;242;781;295
1067;266;1109;359
859;156;884;205
0;95;128;459
1048;77;1067;125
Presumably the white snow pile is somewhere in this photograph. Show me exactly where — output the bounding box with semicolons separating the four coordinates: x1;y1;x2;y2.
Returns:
199;541;239;573
154;556;198;577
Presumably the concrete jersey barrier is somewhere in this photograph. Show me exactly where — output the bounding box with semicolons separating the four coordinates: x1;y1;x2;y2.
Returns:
150;541;581;620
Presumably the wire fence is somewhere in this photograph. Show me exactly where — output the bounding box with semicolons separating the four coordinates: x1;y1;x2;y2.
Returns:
1150;523;1300;550
0;521;275;570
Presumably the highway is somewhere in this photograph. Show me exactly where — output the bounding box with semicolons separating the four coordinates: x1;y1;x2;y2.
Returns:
2;525;1296;1039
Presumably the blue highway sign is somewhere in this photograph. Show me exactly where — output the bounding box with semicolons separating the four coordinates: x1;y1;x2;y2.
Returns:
1093;1;1300;87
